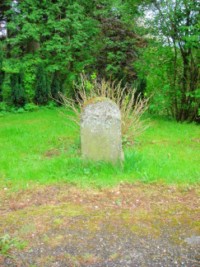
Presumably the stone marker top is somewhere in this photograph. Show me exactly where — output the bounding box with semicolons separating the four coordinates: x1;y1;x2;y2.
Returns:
81;97;123;163
83;97;117;107
83;97;121;116
81;97;121;127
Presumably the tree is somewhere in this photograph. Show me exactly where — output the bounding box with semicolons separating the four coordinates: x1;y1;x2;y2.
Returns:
4;0;100;91
136;0;200;121
34;64;49;105
0;43;4;101
50;71;64;103
0;0;149;107
10;72;25;107
92;0;147;84
95;15;146;84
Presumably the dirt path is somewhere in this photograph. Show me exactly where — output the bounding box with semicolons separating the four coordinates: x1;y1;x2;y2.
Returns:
0;183;199;267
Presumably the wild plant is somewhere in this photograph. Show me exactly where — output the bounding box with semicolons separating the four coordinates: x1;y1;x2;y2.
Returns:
61;74;149;146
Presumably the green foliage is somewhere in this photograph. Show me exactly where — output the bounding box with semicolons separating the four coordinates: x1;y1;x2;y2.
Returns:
10;72;26;107
95;15;144;83
136;0;200;121
0;72;4;102
22;58;39;103
24;103;39;112
1;0;198;122
1;0;145;108
0;101;9;113
34;64;49;105
0;234;27;257
135;44;178;116
2;73;12;106
50;72;64;104
4;0;101;97
0;44;4;102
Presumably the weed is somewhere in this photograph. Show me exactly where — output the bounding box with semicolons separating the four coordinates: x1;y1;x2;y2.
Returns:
61;74;150;145
0;234;27;257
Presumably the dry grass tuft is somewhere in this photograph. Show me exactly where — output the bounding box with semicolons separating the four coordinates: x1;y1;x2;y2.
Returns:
61;74;150;146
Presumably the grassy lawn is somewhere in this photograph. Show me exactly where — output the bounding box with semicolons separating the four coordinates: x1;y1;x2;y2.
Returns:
0;108;200;266
0;108;199;189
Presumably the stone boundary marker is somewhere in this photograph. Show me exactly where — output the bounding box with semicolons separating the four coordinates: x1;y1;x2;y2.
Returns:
81;98;123;164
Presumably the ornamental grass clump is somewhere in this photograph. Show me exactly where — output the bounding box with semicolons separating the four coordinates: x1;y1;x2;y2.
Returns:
61;74;149;146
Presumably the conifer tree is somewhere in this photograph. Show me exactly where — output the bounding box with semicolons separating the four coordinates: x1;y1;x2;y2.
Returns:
51;72;63;104
34;64;49;105
10;72;25;107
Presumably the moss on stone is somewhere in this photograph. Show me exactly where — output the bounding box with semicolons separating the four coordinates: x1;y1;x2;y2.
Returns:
83;97;116;108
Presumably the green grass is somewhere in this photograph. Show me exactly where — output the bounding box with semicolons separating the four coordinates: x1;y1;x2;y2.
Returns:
0;108;199;189
0;234;27;257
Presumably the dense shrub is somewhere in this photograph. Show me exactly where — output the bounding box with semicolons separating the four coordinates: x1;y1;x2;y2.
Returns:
34;64;49;105
10;72;26;107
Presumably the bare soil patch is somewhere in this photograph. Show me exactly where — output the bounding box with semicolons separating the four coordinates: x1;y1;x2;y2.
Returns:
0;183;199;266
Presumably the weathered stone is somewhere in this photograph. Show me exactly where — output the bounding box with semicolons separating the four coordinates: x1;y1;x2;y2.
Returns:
81;98;123;163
